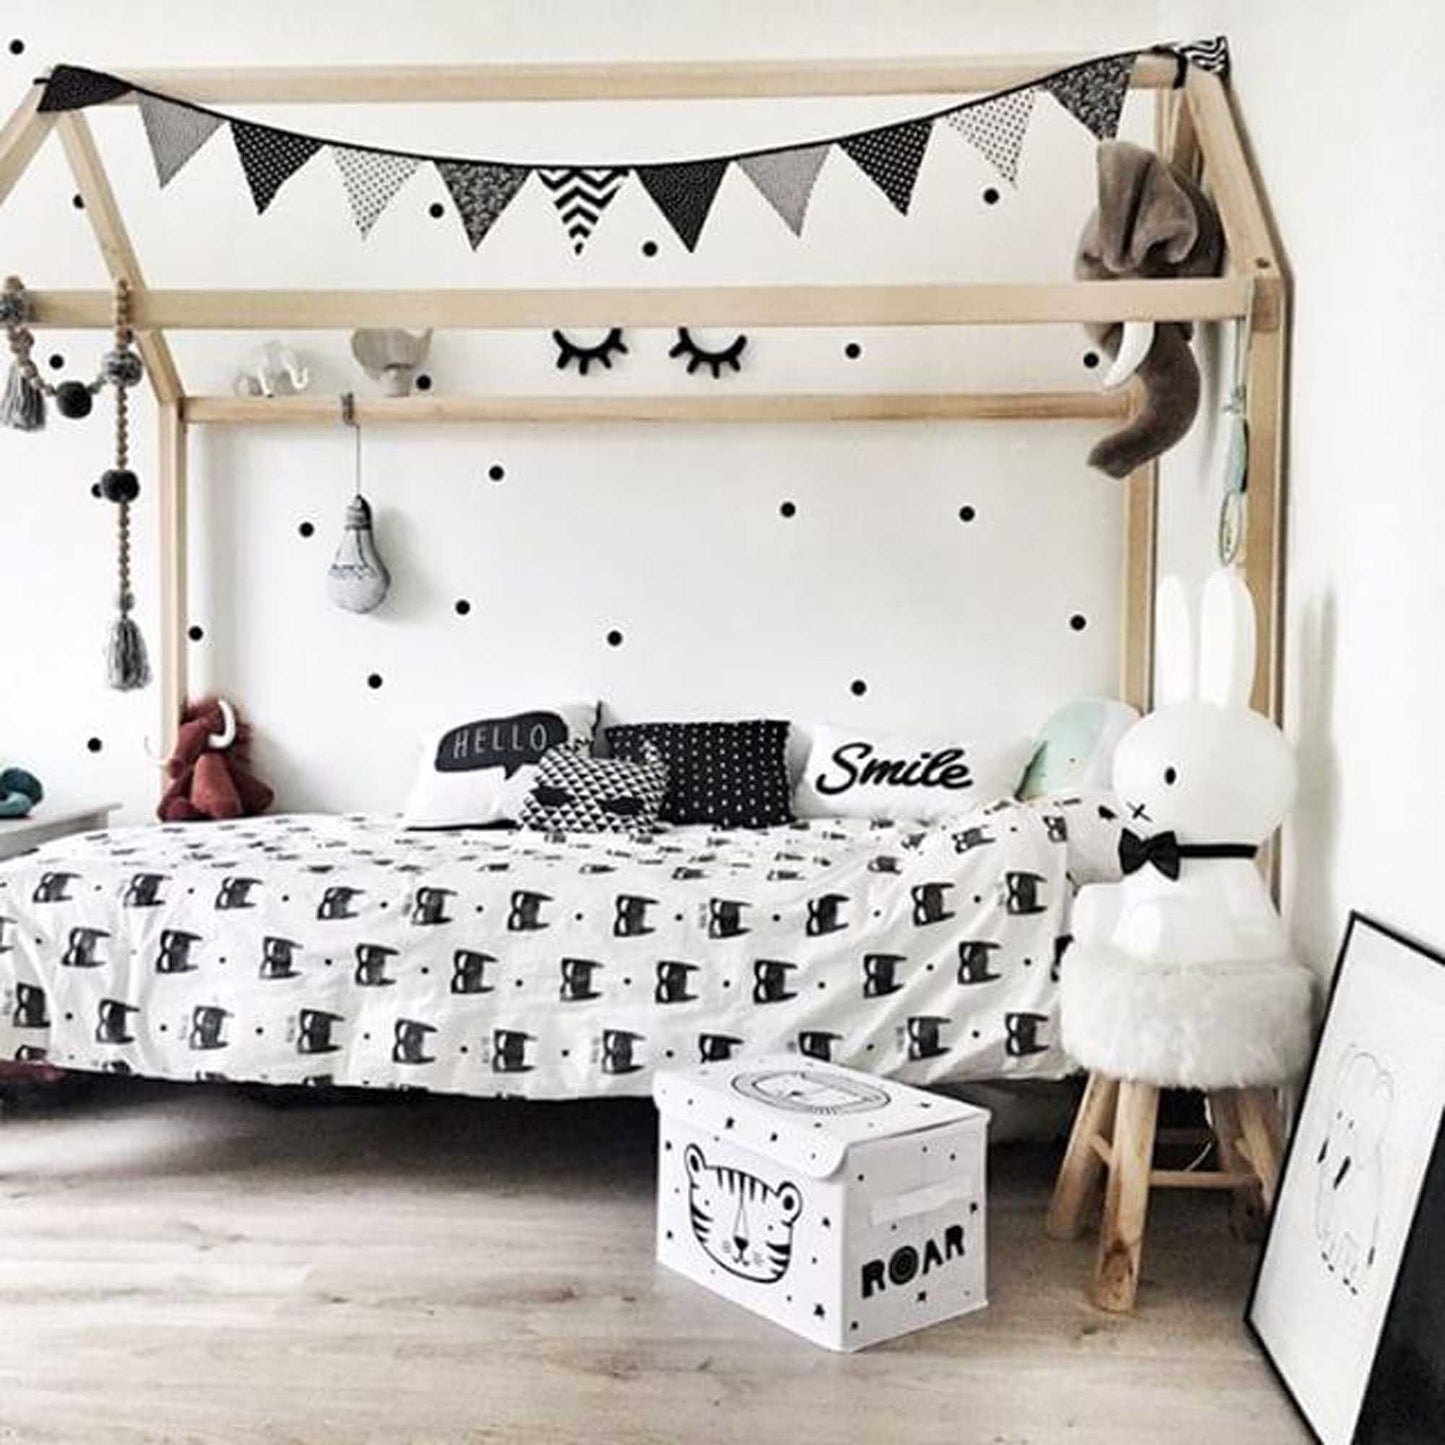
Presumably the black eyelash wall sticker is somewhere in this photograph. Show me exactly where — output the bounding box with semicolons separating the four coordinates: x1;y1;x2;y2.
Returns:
668;327;748;378
552;327;628;376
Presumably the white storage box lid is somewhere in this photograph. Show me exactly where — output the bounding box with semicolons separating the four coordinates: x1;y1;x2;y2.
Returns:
653;1055;985;1178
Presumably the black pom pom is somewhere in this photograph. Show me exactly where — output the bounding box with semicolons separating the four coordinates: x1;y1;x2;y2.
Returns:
100;467;139;503
54;380;93;419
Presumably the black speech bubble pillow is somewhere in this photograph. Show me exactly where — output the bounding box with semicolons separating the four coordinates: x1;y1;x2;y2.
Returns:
403;701;599;828
518;742;669;835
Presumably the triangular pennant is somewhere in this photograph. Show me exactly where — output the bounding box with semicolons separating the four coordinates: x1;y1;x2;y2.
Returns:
332;147;422;238
1044;53;1135;141
737;144;829;236
635;159;728;253
1177;36;1230;76
944;86;1037;185
434;160;530;250
38;65;132;112
231;121;323;214
536;167;629;255
839;118;932;215
136;93;223;188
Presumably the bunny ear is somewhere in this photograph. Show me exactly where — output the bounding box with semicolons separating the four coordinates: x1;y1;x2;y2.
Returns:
1154;574;1195;705
1198;568;1257;708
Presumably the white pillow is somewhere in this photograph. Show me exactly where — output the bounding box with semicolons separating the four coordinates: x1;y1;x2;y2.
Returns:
403;702;598;827
793;723;1033;823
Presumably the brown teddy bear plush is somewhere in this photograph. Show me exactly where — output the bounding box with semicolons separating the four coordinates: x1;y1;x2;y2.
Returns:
1076;140;1225;478
157;697;274;822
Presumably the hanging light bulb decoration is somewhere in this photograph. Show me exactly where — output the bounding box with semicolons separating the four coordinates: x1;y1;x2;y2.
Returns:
327;393;391;614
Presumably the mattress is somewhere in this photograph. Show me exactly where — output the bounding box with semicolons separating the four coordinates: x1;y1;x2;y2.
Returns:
0;801;1079;1098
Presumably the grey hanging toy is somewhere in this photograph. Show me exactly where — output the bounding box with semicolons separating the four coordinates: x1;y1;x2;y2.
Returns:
0;274;104;429
326;393;391;614
100;280;150;690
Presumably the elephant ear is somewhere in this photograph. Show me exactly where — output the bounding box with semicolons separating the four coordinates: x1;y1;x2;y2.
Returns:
1095;140;1200;274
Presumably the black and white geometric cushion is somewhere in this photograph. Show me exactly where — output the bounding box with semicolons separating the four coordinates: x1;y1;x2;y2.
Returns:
607;720;793;829
517;743;669;835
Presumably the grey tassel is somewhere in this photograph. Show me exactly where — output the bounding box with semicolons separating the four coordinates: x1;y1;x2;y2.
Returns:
1;361;45;430
106;609;151;691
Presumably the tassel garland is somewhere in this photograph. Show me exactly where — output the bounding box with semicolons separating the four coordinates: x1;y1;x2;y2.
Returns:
1;275;47;430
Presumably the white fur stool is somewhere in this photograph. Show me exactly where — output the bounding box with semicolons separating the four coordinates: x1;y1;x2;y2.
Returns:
1047;947;1315;1312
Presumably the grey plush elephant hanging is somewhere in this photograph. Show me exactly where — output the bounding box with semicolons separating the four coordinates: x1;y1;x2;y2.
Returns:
1076;140;1225;478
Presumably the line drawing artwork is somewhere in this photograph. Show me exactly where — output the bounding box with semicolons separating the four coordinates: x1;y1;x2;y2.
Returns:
1313;1046;1394;1297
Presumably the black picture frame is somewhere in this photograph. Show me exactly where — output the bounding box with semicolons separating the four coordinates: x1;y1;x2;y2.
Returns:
1246;912;1445;1445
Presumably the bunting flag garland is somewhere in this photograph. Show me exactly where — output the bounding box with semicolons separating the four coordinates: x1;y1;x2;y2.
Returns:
334;147;421;238
231;121;323;214
33;44;1228;255
1041;52;1134;141
435;160;529;250
636;159;729;252
136;93;223;187
737;144;829;235
537;167;629;255
944;85;1036;185
839;118;933;215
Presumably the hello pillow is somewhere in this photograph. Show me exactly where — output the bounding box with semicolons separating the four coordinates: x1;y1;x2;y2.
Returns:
403;701;599;828
793;723;1034;823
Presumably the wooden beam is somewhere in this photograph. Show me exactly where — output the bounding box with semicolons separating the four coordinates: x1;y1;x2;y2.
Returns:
53;112;184;407
24;278;1261;332
157;403;188;759
1120;459;1158;712
0;83;55;209
105;52;1181;105
182;389;1129;427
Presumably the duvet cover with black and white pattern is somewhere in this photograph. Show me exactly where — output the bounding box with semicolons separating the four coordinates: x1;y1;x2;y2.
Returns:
0;796;1095;1097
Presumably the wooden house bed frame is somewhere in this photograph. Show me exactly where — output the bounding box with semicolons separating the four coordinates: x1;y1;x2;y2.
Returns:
0;53;1287;768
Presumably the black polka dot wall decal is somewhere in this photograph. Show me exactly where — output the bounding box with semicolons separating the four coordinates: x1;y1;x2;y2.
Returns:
86;737;102;753
844;341;863;360
958;505;976;523
187;625;204;642
488;463;505;482
641;239;659;257
982;187;1000;205
1083;350;1100;370
850;679;868;697
47;353;63;371
71;194;84;210
367;673;384;689
91;482;102;499
1070;613;1088;632
415;373;432;392
428;201;445;219
606;629;624;647
454;599;471;616
779;500;796;518
8;38;24;56
298;520;315;538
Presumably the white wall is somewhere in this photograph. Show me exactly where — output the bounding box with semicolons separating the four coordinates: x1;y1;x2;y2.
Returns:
0;0;1154;818
1156;0;1445;971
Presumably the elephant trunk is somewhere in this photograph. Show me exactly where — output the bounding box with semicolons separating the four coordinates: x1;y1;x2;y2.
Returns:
1087;322;1201;480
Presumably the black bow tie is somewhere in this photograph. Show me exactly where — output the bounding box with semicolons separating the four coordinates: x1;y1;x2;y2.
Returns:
1119;829;1258;880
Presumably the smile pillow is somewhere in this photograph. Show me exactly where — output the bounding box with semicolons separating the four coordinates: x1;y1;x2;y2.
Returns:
793;724;1034;823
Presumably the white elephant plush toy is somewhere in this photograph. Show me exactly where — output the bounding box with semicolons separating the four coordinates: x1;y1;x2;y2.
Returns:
1073;568;1296;966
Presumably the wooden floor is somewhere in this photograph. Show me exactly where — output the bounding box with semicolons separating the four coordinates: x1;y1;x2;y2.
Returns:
0;1083;1306;1445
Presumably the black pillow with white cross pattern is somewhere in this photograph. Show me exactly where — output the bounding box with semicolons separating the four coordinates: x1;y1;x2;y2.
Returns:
607;720;793;829
518;742;669;834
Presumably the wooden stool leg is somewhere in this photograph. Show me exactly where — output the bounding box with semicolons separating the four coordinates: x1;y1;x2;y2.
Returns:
1236;1088;1285;1210
1048;1072;1119;1240
1209;1089;1266;1241
1091;1080;1159;1313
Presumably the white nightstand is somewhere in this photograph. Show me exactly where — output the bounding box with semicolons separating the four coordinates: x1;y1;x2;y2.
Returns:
0;802;120;861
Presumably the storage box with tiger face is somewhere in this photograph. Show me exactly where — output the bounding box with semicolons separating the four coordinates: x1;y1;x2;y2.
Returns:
654;1054;988;1351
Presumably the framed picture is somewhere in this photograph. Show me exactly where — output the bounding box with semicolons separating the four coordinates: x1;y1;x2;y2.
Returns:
1248;913;1445;1444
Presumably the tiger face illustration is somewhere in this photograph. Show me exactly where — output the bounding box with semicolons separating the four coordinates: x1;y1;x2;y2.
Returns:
684;1143;802;1284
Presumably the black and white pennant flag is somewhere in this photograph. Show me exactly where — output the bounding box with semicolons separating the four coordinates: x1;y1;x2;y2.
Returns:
435;160;530;250
839;118;932;215
137;92;224;188
231;122;323;214
38;65;132;112
537;167;629;255
332;147;421;238
1043;54;1135;141
1177;36;1230;76
944;86;1037;186
737;144;829;236
636;159;728;252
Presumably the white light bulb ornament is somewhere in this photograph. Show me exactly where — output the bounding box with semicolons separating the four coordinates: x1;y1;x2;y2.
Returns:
327;393;391;614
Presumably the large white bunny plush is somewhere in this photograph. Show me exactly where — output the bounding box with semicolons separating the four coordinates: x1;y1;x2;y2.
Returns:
1062;568;1314;1090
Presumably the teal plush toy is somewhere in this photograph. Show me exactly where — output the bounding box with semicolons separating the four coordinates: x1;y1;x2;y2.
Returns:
0;767;43;818
1018;698;1138;800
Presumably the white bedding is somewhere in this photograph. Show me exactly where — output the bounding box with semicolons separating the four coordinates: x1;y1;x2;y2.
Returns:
0;800;1085;1097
